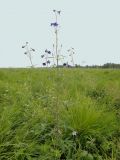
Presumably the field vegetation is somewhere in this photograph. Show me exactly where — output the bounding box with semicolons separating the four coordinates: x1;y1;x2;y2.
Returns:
0;68;120;159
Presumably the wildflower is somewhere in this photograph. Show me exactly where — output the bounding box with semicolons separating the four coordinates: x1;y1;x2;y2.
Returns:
47;60;50;64
45;49;51;54
22;45;25;48
72;131;77;136
63;63;67;66
22;42;36;67
51;22;58;27
45;49;48;53
47;51;51;54
43;63;46;66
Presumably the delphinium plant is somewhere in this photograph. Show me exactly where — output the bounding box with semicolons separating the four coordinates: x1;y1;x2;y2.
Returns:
22;42;36;68
40;10;67;154
41;49;54;67
41;10;65;68
51;10;65;67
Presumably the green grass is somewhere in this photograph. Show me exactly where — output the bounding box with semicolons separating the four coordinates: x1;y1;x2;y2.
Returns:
0;68;120;159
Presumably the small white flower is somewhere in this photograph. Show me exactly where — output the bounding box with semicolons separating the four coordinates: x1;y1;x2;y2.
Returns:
72;131;77;136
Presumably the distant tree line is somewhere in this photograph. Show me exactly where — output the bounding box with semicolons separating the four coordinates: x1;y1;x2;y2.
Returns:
75;63;120;69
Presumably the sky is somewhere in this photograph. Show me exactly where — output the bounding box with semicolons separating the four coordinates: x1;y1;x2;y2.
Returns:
0;0;120;67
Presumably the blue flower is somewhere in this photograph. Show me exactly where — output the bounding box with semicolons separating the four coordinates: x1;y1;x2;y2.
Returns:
45;49;51;54
63;63;67;66
51;22;58;27
47;51;51;54
22;45;25;48
43;63;46;66
47;60;50;64
45;49;48;53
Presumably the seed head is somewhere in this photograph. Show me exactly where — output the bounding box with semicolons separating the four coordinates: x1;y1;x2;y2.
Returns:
31;48;35;52
41;55;44;58
57;11;61;15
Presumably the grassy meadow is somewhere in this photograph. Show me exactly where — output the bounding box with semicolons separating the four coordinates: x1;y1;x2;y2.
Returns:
0;68;120;160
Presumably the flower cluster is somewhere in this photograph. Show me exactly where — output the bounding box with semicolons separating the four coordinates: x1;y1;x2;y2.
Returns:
50;10;61;28
45;49;51;54
41;49;53;66
51;22;59;27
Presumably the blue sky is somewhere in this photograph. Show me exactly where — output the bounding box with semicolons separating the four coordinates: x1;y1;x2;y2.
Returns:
0;0;120;67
